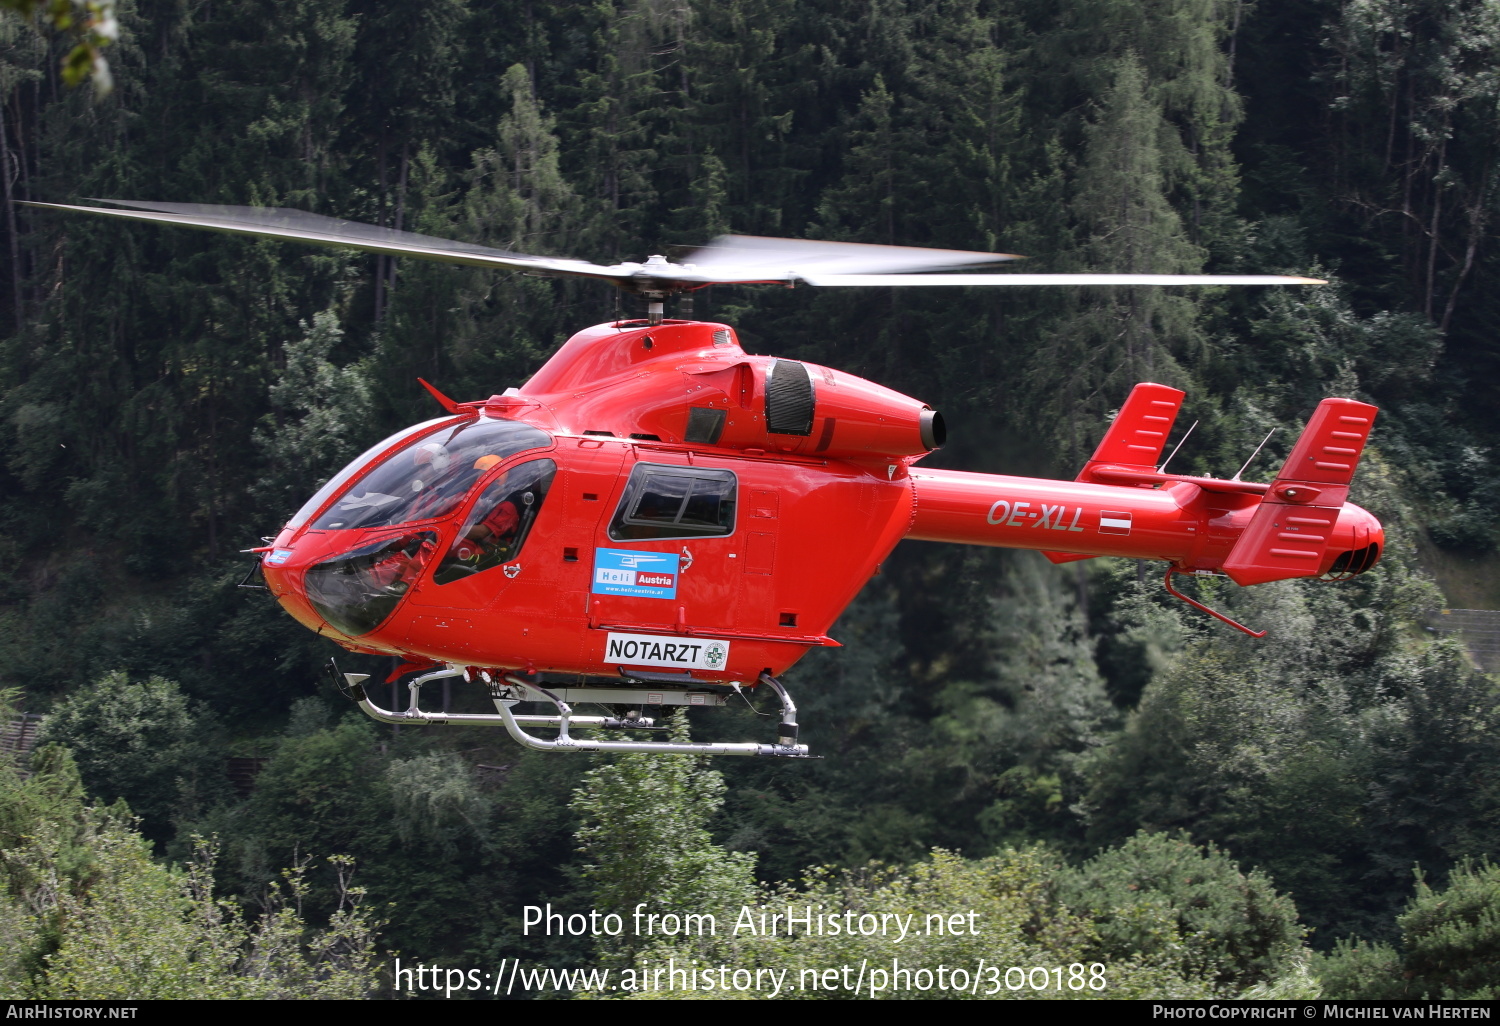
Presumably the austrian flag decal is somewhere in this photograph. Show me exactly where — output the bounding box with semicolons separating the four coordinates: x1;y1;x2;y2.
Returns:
1099;511;1133;536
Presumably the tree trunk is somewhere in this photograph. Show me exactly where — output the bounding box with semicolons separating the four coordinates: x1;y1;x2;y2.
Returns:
374;128;389;321
1424;135;1447;320
0;94;22;332
388;141;409;297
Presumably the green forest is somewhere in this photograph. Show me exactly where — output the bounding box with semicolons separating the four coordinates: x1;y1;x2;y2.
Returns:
1;0;1499;1001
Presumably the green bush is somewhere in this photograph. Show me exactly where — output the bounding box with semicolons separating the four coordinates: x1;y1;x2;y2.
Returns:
589;846;1218;1000
0;743;381;998
1311;938;1405;1000
1057;831;1305;991
37;671;229;844
1316;860;1500;999
1400;860;1500;998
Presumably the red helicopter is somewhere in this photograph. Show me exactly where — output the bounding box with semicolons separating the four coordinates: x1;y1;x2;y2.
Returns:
29;199;1382;758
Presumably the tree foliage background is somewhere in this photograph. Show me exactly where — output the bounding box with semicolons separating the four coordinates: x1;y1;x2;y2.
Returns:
0;0;1498;999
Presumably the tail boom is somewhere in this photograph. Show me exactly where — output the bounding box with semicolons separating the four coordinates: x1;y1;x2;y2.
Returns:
907;469;1211;562
905;467;1382;580
902;389;1385;638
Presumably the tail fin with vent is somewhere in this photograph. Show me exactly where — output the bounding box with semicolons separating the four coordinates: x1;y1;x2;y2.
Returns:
1045;382;1186;564
1221;398;1378;586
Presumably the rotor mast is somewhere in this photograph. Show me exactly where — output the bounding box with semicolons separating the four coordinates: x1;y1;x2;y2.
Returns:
628;255;684;325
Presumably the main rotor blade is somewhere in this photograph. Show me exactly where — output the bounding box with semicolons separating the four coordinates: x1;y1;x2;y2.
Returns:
22;200;626;281
22;200;1325;292
798;273;1326;286
681;234;1022;279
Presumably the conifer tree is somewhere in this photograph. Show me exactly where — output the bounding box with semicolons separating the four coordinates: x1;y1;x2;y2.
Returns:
1029;54;1202;461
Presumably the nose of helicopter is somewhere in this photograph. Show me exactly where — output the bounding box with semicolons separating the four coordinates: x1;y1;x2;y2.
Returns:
259;542;334;636
1322;502;1384;580
261;530;440;641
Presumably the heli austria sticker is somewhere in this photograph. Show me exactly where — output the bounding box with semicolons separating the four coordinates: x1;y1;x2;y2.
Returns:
605;632;730;671
591;547;680;599
263;548;294;566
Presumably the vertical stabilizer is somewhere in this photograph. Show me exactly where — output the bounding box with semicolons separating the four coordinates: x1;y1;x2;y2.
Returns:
1045;382;1184;564
1076;382;1187;483
1221;398;1378;586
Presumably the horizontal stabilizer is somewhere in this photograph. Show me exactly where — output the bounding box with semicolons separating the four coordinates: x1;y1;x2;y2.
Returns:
1222;398;1378;586
1078;383;1186;484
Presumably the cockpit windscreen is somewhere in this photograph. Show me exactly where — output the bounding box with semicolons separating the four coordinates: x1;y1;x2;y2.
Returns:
311;419;552;531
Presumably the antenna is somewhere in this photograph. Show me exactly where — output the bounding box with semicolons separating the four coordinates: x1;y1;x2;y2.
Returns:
1157;420;1198;474
1232;428;1276;481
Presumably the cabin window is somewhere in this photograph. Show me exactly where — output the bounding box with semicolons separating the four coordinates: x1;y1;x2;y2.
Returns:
608;463;737;541
433;459;557;585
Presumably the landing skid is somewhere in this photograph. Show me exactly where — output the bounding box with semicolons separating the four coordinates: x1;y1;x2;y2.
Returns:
327;660;813;758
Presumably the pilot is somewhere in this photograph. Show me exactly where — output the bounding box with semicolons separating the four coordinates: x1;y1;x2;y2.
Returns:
413;441;453;476
369;534;437;593
466;492;532;555
403;441;464;521
448;456;531;564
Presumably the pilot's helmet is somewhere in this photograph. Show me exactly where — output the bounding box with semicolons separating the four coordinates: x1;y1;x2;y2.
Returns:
473;454;502;472
414;441;452;474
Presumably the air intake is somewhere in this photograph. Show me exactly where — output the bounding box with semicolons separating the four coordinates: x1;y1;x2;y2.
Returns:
765;360;815;435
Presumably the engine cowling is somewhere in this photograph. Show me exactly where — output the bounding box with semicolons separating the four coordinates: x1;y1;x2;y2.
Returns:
753;359;942;460
513;320;944;462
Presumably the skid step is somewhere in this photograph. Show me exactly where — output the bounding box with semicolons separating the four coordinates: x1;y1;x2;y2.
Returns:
545;686;729;707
